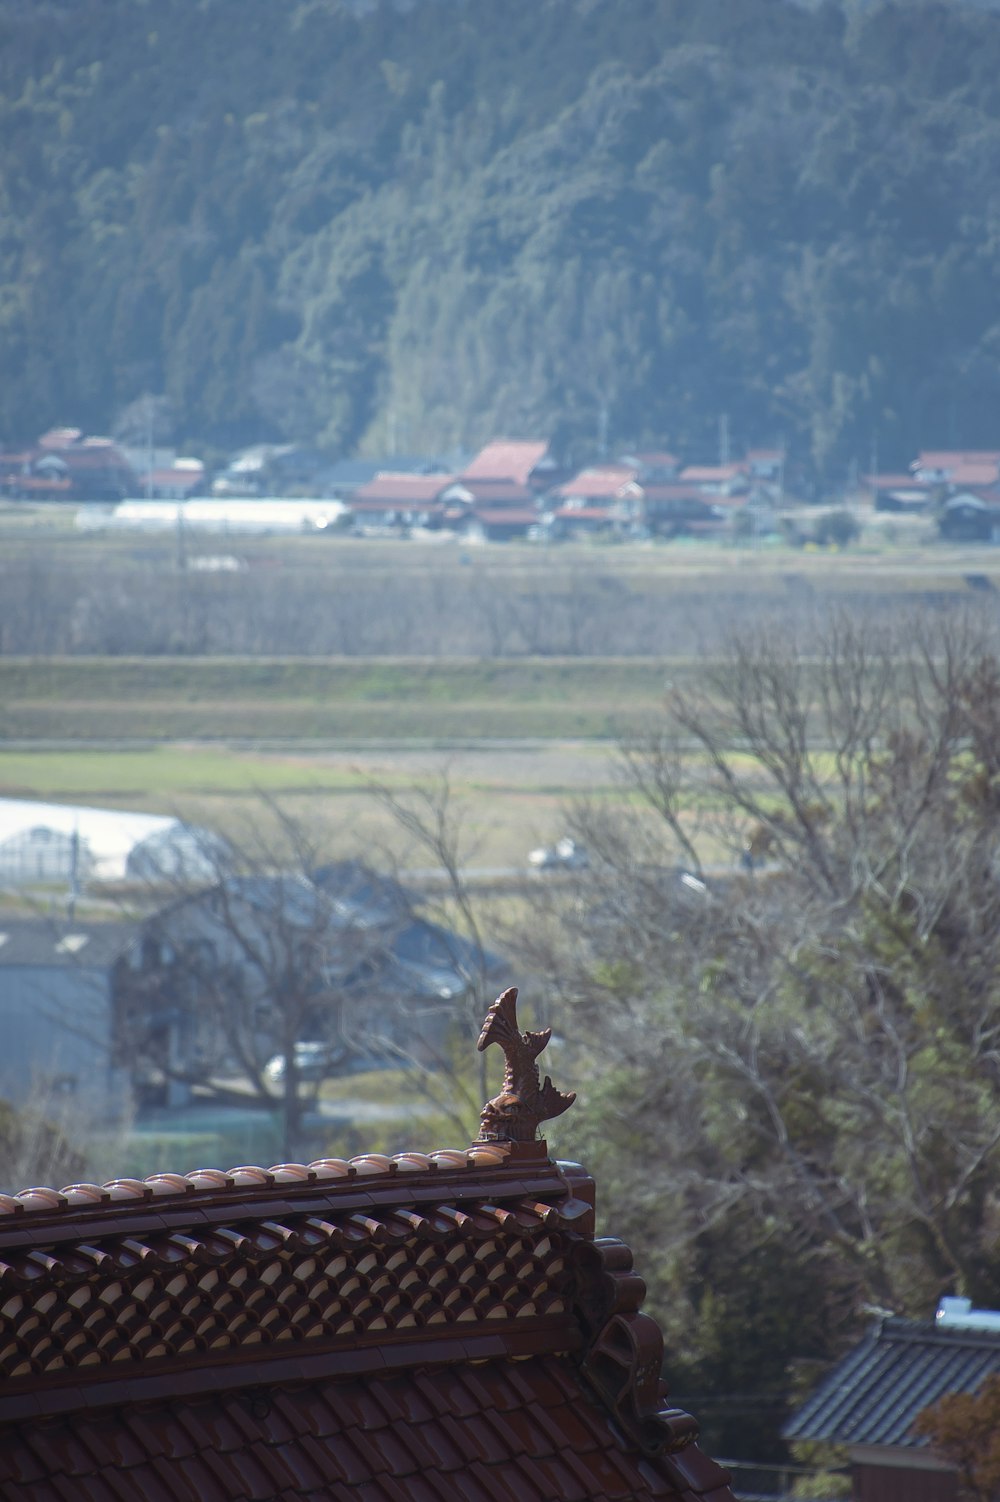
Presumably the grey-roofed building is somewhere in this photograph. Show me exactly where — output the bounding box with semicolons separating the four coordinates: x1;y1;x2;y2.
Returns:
0;916;135;1122
123;863;508;1107
785;1301;1000;1501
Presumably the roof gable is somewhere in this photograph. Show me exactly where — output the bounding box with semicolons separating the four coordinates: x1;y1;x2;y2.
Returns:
461;440;551;486
786;1316;1000;1450
0;988;736;1501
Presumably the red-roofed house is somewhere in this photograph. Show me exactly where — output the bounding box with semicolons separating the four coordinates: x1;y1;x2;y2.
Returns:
623;481;728;538
30;437;138;501
911;451;1000;485
461;438;557;490
744;449;785;481
619;451;681;481
554;464;639;504
946;460;1000;488
438;479;541;541
347;473;455;534
0;987;737;1502
678;464;749;497
861;474;931;514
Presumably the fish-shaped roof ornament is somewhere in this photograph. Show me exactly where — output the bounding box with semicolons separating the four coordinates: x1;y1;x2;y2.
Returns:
476;986;576;1143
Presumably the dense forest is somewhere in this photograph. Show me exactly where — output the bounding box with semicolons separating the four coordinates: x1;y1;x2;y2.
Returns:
4;0;1000;478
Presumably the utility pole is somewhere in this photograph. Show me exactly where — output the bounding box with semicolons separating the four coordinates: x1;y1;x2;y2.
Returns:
175;504;187;573
719;413;730;466
597;400;609;460
145;397;154;500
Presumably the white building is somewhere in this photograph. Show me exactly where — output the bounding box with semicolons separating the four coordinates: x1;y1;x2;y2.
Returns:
0;799;228;887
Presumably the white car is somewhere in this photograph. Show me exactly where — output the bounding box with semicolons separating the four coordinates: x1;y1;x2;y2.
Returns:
528;836;589;871
263;1041;339;1085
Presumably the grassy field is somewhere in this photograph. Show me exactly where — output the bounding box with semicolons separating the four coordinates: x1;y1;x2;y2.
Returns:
0;656;679;741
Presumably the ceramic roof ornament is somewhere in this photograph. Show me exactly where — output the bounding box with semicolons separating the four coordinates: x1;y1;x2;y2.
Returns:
476;986;576;1143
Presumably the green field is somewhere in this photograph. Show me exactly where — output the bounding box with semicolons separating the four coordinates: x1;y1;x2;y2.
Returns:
0;655;680;742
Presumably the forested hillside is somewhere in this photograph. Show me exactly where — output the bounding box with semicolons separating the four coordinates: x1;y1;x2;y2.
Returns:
4;0;1000;477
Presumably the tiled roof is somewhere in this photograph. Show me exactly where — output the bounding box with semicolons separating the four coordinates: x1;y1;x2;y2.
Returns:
785;1316;1000;1449
351;474;455;505
0;1146;735;1501
554;466;636;500
461;441;551;486
554;505;615;521
914;450;1000;471
677;465;746;483
0;916;135;968
862;473;927;489
0;1356;732;1502
947;462;1000;486
449;478;535;505
470;507;538;526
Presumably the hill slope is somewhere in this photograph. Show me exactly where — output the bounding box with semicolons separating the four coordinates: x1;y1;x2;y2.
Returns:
2;0;1000;475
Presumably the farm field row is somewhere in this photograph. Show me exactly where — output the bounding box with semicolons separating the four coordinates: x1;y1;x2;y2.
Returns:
0;656;678;741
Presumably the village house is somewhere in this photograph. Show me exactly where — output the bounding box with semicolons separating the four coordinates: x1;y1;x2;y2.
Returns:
785;1298;1000;1501
910;449;1000;487
860;472;931;513
677;462;749;498
0;987;737;1502
621;480;728;538
938;487;1000;541
1;428;138;501
459;437;559;491
347;472;456;534
619;450;681;481
0;916;135;1122
119;863;504;1108
137;457;206;500
546;463;640;539
439;477;540;541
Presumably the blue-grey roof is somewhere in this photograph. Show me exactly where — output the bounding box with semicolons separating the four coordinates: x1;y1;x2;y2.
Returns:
785;1317;1000;1449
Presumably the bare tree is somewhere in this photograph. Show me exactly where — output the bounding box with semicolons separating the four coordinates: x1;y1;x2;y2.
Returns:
535;609;1000;1328
115;794;504;1158
364;771;508;1137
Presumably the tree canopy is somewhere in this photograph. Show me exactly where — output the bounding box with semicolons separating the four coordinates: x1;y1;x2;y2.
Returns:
4;0;1000;477
529;609;1000;1458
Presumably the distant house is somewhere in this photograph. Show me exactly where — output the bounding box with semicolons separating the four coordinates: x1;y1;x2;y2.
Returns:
785;1300;1000;1502
460;437;558;490
861;473;931;513
209;444;334;497
462;507;540;542
0;445;72;500
619;450;680;481
552;464;638;507
623;481;727;538
439;477;537;537
121;863;505;1104
138;459;205;500
911;450;1000;486
938;489;1000;541
0;916;135;1120
3;431;138;501
678;462;749;497
744;448;785;482
347;472;455;534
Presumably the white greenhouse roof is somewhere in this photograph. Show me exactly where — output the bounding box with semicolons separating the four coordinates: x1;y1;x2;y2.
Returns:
76;498;348;534
0;799;224;884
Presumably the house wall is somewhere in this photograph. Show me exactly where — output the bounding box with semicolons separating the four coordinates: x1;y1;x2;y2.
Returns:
855;1462;957;1501
0;966;130;1120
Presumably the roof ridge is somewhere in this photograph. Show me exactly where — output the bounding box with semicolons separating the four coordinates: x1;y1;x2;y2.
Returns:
0;1147;524;1219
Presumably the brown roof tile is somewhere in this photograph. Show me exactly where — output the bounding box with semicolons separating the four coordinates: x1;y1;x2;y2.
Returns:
0;1139;734;1501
